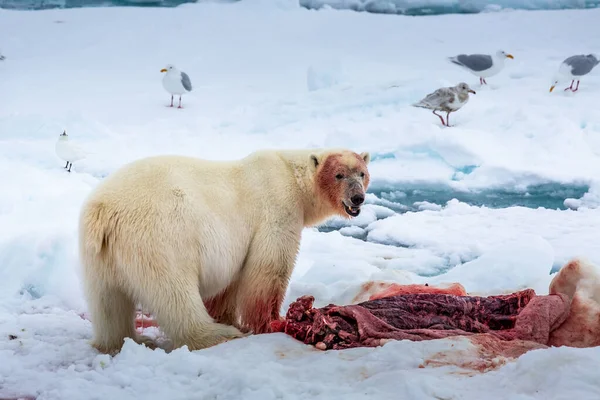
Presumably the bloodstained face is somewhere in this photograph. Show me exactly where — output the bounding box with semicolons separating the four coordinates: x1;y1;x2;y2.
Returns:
313;151;371;218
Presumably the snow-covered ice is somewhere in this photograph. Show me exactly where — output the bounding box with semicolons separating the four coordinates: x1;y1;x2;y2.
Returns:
306;60;345;91
300;0;600;15
2;2;600;399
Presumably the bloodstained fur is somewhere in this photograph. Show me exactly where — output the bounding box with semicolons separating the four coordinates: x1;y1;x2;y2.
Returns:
315;153;369;215
240;290;284;334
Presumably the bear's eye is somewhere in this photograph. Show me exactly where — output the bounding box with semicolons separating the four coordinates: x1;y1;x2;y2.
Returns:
336;174;344;180
360;172;365;178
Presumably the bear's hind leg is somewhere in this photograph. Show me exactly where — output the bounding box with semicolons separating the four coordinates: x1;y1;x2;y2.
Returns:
86;285;138;355
137;277;245;351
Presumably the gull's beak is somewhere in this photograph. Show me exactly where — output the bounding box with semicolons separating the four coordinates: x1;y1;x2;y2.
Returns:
469;89;476;94
506;54;514;59
160;68;167;73
549;85;555;92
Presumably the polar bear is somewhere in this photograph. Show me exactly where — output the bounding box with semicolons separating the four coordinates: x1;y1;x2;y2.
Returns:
79;148;371;354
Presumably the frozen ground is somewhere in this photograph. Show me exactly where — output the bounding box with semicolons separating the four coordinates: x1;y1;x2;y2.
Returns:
2;2;600;399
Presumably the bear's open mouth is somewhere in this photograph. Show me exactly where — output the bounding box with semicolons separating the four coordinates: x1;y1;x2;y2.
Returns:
343;202;361;217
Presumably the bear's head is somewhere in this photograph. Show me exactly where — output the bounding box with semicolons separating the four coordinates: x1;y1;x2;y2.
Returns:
310;150;371;218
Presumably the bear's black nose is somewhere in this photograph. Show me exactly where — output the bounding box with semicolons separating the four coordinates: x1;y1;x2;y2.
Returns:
351;194;364;206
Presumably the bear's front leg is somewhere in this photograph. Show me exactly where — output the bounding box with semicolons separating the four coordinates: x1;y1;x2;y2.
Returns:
236;230;300;334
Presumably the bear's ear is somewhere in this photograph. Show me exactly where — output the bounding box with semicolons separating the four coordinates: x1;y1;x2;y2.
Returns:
360;152;371;165
309;153;320;171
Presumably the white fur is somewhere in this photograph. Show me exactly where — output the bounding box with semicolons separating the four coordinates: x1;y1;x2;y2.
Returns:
78;148;370;354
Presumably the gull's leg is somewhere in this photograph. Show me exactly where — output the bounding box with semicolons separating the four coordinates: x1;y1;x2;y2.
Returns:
564;80;574;91
433;110;447;126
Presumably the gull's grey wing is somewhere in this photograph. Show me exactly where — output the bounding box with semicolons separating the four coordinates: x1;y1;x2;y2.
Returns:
413;88;455;109
564;55;600;76
0;54;5;61
451;54;493;72
181;71;192;91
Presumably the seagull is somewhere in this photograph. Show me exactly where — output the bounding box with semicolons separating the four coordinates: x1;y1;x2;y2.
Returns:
0;52;5;61
449;50;514;85
549;54;600;93
412;82;476;127
160;64;192;108
55;131;87;172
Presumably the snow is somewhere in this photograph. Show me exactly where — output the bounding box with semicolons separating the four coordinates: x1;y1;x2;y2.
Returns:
365;199;600;270
306;60;345;91
2;2;600;399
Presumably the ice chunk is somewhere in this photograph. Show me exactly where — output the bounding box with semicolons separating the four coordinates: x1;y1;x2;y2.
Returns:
564;183;600;210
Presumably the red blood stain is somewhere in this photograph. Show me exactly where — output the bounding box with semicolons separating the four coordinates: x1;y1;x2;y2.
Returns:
351;281;467;303
421;333;548;374
315;153;369;214
80;311;157;331
368;282;467;300
204;287;235;322
241;292;283;334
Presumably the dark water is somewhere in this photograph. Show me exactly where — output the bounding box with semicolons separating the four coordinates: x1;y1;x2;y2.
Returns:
317;182;590;239
3;0;600;14
367;182;590;214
